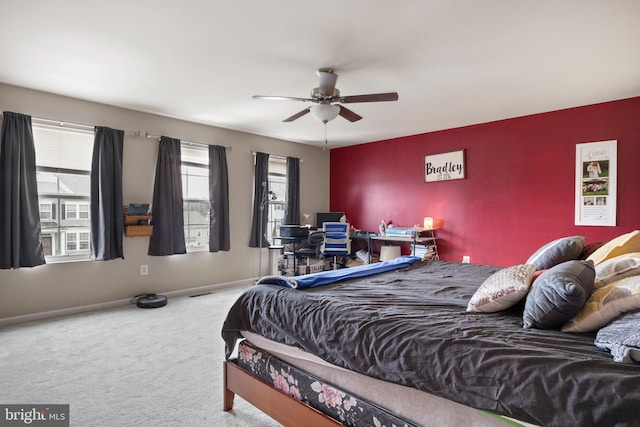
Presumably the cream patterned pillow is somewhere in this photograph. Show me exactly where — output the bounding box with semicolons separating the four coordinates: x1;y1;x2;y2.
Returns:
594;253;640;289
467;264;537;313
587;230;640;266
562;275;640;333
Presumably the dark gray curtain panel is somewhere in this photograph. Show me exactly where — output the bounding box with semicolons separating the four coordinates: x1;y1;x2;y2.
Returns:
0;111;46;269
148;136;186;256
284;156;300;225
208;145;230;252
248;152;269;248
90;126;124;260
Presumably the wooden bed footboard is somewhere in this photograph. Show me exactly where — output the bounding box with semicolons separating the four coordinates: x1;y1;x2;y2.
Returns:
223;359;342;427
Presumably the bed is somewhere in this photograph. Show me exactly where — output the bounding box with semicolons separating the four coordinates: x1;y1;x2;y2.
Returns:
222;255;640;427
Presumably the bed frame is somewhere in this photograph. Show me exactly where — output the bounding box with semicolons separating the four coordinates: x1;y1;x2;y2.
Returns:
223;359;342;426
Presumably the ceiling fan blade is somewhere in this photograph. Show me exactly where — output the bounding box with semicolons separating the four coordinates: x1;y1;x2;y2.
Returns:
338;105;363;122
283;108;311;122
340;92;399;103
317;68;338;96
253;95;311;102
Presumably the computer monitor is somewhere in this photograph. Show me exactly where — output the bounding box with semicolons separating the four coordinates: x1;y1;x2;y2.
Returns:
316;212;344;229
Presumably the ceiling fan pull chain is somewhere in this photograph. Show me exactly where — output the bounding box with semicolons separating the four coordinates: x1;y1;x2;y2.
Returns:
324;123;328;151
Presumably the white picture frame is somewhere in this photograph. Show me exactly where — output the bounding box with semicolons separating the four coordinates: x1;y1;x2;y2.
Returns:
424;150;466;182
575;140;617;226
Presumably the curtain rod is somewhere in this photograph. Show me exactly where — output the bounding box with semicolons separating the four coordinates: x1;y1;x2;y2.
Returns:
31;116;141;136
0;112;141;136
251;150;303;163
145;132;231;151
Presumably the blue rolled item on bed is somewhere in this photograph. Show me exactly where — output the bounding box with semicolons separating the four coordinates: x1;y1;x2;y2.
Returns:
256;255;421;289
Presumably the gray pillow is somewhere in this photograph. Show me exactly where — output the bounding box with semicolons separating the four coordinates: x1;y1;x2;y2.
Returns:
526;236;586;270
523;259;595;329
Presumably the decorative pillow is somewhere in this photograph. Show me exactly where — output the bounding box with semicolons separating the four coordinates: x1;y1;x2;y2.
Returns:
586;230;640;266
594;253;640;289
526;236;586;271
562;275;640;333
594;310;640;363
579;241;606;260
522;260;595;329
467;264;537;313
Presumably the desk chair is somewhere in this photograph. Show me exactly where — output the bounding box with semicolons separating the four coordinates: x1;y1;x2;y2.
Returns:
321;222;351;270
294;230;325;274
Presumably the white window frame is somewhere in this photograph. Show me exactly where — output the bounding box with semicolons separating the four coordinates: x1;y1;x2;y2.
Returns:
181;143;210;252
64;202;90;220
39;203;53;221
65;230;90;252
266;157;287;244
33;125;94;262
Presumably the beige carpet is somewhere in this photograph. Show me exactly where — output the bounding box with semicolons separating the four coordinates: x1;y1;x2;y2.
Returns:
0;286;281;427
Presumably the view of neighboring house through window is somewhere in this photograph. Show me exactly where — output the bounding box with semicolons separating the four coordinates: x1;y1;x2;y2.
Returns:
181;144;210;250
33;125;94;260
181;148;288;249
266;157;286;243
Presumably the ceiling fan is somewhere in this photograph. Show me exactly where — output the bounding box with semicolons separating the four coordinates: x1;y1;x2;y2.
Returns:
252;68;399;124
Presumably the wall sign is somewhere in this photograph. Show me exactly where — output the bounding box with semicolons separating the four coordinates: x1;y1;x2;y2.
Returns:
424;150;466;182
575;140;617;226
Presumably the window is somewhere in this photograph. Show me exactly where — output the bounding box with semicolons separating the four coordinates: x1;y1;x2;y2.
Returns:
33;125;94;261
66;203;77;219
266;157;287;243
39;203;53;221
66;231;90;252
65;202;90;219
181;145;210;251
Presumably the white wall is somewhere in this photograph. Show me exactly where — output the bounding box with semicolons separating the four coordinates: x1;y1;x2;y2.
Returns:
0;84;330;320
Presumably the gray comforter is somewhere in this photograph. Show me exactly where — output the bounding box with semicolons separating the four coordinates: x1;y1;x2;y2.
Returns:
595;310;640;363
222;260;640;427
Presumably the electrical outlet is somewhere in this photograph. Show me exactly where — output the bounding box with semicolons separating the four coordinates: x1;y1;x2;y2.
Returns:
140;264;149;275
462;256;470;264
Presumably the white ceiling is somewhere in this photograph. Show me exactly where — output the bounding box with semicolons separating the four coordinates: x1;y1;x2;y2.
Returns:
1;1;639;148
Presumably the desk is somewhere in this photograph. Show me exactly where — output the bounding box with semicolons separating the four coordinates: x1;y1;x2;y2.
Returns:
350;233;375;263
353;229;439;262
273;235;308;276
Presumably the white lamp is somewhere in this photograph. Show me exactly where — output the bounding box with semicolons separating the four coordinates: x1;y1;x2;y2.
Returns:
310;104;340;123
423;217;434;229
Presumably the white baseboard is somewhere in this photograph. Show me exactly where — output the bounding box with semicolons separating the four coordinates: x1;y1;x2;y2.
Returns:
0;278;255;328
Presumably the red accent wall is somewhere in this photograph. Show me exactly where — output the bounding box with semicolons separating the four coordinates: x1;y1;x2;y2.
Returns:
330;97;640;267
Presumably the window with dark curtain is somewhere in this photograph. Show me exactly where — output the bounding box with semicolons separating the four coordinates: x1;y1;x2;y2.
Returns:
249;152;269;248
208;145;230;252
90;126;124;260
284;156;300;225
148;136;186;256
0;111;46;269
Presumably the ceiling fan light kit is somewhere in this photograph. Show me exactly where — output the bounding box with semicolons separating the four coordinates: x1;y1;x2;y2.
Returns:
253;68;398;124
310;104;340;123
